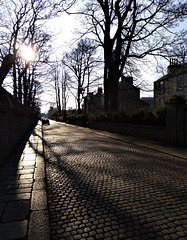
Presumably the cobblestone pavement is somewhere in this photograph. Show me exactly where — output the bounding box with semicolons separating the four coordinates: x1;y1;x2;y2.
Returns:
43;121;187;240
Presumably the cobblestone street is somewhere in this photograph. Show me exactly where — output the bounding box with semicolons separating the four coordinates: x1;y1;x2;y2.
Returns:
43;121;187;240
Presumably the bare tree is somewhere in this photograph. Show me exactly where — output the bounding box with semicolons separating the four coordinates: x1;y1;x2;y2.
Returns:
62;38;101;113
61;69;69;112
48;61;62;116
168;32;187;65
47;60;70;117
77;0;187;112
0;0;76;109
155;31;187;77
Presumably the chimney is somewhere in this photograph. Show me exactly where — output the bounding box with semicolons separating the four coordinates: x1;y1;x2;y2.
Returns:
168;58;178;73
122;76;133;85
97;87;102;95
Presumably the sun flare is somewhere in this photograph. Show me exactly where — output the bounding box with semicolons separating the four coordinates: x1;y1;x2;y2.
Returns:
20;44;35;61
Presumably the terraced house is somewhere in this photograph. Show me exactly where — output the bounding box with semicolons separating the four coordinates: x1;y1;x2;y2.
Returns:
154;60;187;107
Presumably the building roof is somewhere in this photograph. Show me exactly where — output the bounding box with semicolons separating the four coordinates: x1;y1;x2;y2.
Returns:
154;63;187;83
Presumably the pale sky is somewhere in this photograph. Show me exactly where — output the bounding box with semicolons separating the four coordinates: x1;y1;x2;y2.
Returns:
40;13;82;113
2;1;186;113
40;12;155;113
39;8;187;113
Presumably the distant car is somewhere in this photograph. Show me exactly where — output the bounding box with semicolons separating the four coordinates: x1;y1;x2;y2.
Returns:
41;118;50;125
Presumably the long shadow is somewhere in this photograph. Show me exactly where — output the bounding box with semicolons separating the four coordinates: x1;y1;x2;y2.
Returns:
43;133;167;239
0;130;34;239
51;133;187;196
79;137;187;204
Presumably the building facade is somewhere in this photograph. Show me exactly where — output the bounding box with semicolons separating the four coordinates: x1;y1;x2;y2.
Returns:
118;76;149;113
83;87;104;113
83;77;152;114
154;60;187;107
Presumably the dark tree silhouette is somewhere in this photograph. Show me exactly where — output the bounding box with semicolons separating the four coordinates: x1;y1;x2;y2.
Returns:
79;0;187;112
0;0;76;110
62;38;100;113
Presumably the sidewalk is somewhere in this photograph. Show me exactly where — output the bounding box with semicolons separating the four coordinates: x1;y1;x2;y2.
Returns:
0;121;50;240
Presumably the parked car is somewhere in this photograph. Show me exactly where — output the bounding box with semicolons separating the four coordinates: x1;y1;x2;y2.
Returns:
41;118;50;125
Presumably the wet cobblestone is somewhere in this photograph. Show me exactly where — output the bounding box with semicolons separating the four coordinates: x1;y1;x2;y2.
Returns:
43;122;187;240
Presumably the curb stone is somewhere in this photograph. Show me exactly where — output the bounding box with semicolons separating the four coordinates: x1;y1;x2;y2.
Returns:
28;121;50;240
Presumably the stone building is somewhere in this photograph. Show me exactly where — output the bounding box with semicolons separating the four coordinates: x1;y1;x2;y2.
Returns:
154;60;187;107
83;87;104;113
118;76;149;113
83;77;151;114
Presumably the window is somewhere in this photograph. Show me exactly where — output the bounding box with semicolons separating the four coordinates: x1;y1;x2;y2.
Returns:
159;81;164;94
177;75;184;90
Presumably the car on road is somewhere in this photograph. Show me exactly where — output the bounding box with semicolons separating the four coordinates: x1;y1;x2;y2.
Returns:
41;118;50;125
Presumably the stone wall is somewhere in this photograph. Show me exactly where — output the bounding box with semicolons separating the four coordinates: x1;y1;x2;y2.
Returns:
90;101;187;147
90;121;166;143
166;101;187;146
0;87;38;164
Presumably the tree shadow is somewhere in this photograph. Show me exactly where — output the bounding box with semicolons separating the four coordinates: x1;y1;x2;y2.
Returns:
43;134;174;239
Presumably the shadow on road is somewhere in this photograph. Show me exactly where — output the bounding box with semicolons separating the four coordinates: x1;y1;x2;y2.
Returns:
41;123;187;239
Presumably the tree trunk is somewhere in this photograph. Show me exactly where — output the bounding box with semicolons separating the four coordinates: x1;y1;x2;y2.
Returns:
77;86;81;114
104;69;109;112
77;75;82;114
108;69;119;112
28;74;34;109
58;87;61;116
0;54;15;86
18;73;22;103
103;50;119;113
13;62;17;98
23;69;28;107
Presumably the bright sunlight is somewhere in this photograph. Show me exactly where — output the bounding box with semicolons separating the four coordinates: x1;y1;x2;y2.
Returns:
20;44;35;61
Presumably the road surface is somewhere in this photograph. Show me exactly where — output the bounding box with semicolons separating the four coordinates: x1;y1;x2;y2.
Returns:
43;120;186;240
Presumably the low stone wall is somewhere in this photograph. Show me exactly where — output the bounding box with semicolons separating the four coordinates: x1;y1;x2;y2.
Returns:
0;87;38;165
166;102;187;147
90;121;166;143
